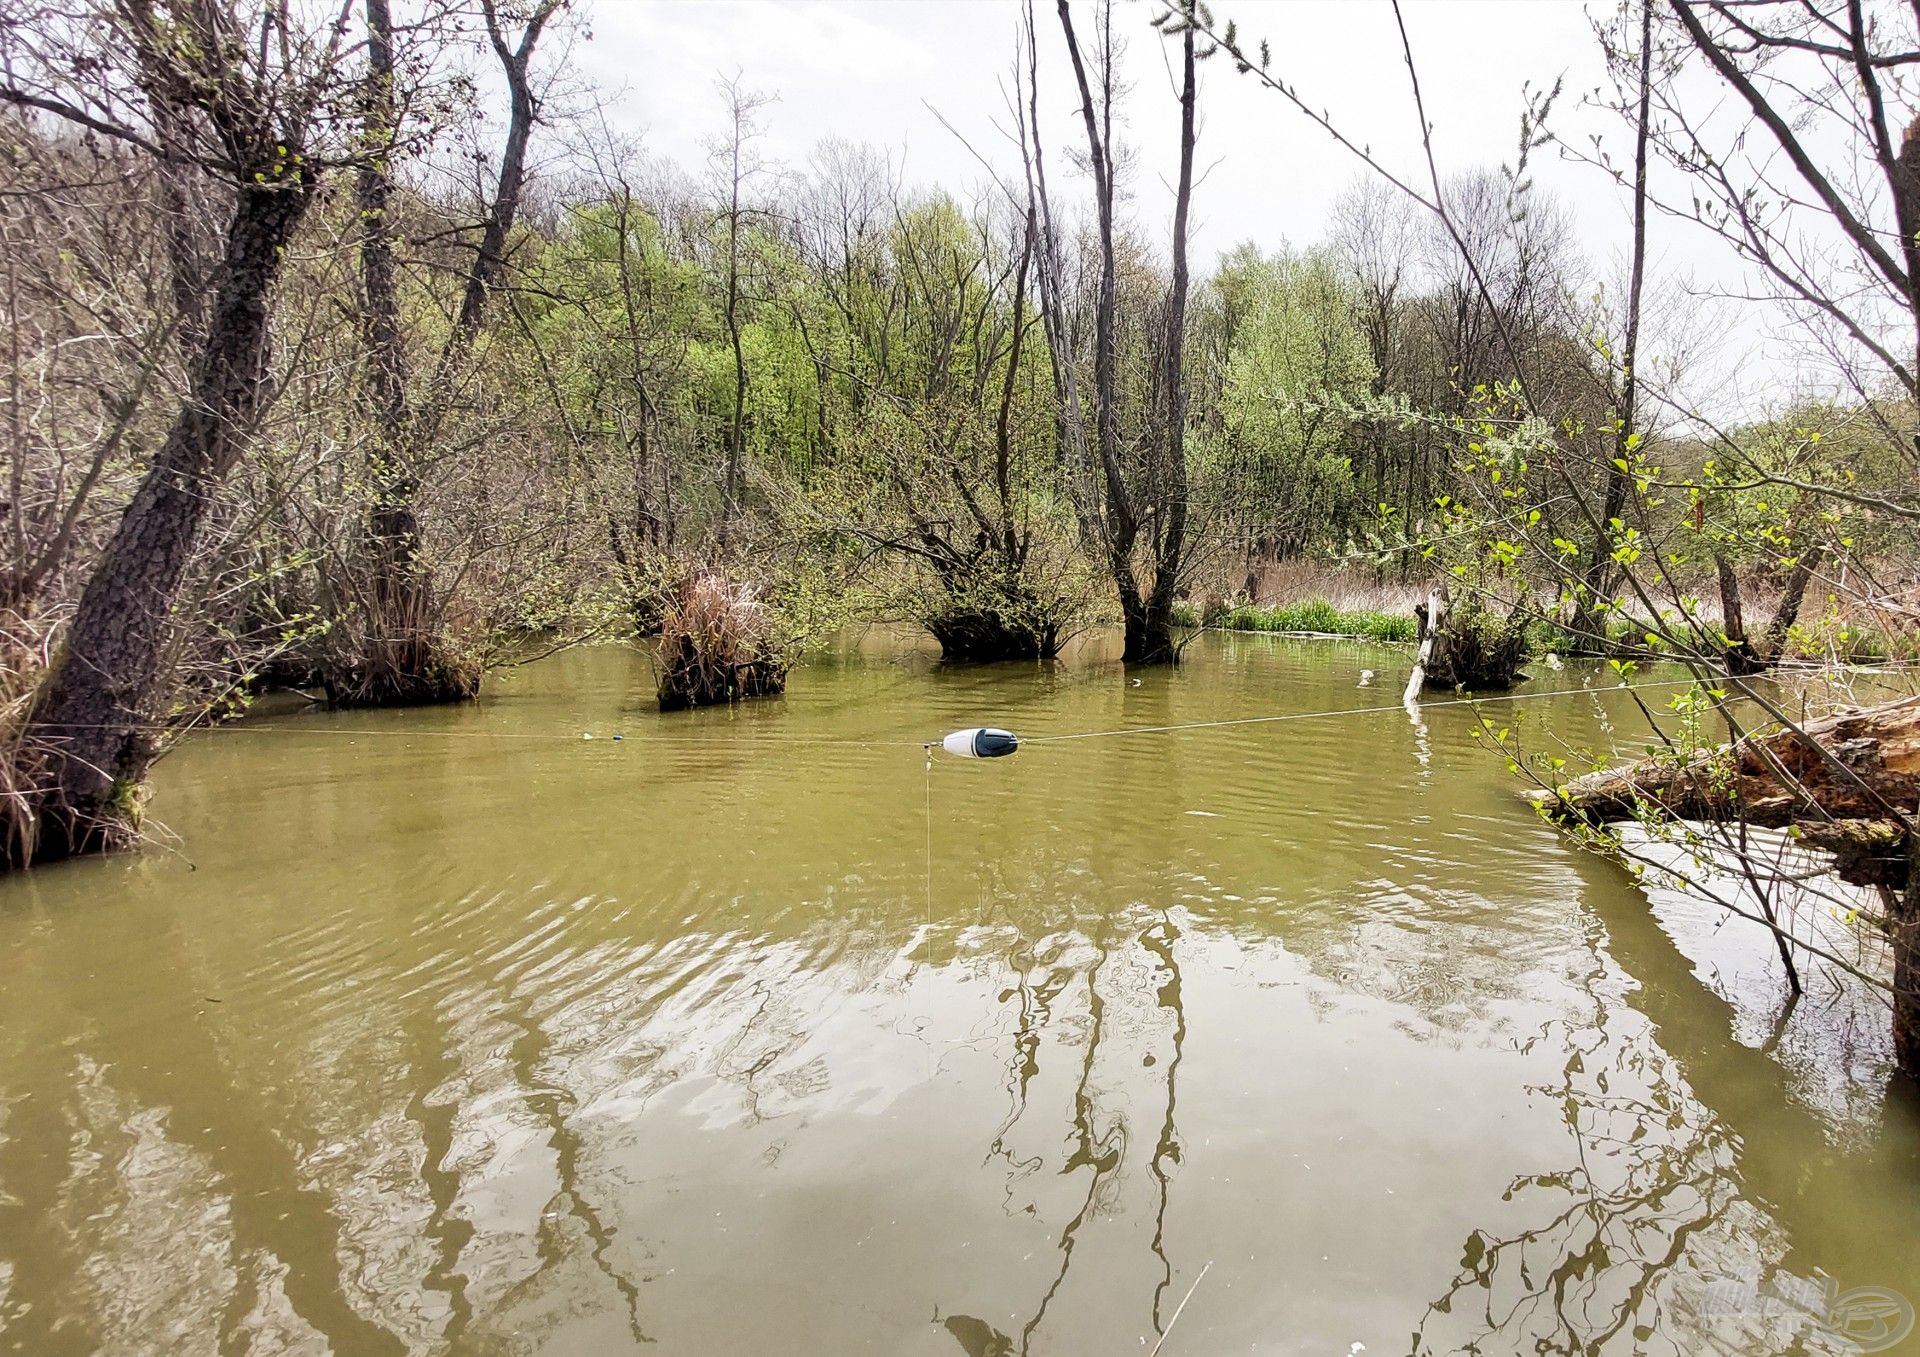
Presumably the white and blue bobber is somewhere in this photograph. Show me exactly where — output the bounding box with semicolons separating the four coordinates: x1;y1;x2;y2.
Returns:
940;727;1020;759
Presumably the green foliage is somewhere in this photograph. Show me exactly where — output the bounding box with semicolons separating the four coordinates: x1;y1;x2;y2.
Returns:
1173;596;1418;643
1195;244;1376;553
777;188;1092;656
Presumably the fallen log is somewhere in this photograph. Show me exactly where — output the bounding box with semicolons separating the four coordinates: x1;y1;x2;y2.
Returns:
1536;692;1920;890
1782;817;1908;890
1539;691;1920;1079
1538;692;1920;843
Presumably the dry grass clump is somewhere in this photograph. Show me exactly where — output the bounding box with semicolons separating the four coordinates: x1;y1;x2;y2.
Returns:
1207;558;1424;615
0;605;133;867
0;608;51;865
321;584;481;709
656;571;787;712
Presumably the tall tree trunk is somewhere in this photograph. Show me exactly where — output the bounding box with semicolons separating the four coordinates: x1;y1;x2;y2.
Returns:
23;181;311;864
430;0;554;395
712;80;760;553
1056;1;1138;656
351;0;437;702
1056;0;1200;667
1135;9;1198;668
335;0;555;708
1575;0;1652;650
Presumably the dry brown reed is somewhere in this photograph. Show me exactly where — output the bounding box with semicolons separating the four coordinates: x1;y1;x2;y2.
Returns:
656;570;787;712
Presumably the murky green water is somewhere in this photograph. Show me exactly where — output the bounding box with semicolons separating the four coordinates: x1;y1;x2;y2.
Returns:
1;632;1915;1356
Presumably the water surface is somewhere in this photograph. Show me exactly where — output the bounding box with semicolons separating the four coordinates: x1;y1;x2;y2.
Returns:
1;632;1915;1355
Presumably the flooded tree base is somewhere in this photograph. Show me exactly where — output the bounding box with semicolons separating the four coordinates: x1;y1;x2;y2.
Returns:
1409;587;1529;693
0;737;146;872
926;608;1060;662
323;644;482;710
1122;616;1180;666
3;640;1919;1352
655;570;788;712
656;646;787;711
0;800;138;872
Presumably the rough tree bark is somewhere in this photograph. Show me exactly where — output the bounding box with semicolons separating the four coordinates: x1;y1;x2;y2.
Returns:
332;0;476;710
1056;1;1139;650
1762;543;1825;658
1543;693;1920;837
26;180;313;862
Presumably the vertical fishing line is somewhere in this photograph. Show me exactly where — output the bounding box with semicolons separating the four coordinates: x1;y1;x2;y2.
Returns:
923;742;935;1081
924;742;934;935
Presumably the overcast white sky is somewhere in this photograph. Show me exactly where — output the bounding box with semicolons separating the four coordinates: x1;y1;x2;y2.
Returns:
577;1;1629;257
563;1;1816;417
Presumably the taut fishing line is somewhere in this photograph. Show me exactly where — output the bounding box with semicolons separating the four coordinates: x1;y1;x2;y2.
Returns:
67;674;1707;750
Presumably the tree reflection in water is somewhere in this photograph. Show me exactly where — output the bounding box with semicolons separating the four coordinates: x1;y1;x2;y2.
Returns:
1409;930;1863;1357
944;905;1190;1357
1138;913;1188;1334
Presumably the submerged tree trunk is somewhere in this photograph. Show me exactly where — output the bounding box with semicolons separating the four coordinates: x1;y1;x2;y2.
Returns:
332;0;555;710
21;182;311;864
1123;601;1179;666
331;0;479;712
926;607;1060;663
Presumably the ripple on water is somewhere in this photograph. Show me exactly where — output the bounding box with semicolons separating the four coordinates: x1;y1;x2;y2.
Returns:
0;636;1914;1356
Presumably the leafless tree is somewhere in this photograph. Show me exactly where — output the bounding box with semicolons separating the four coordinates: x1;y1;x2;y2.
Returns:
1021;0;1203;665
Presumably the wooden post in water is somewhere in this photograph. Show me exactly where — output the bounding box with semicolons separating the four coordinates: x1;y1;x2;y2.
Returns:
1404;583;1449;708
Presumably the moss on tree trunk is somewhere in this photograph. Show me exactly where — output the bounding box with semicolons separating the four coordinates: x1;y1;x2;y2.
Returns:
15;181;311;868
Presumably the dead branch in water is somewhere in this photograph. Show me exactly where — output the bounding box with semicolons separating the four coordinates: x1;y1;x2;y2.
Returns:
1538;693;1920;886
